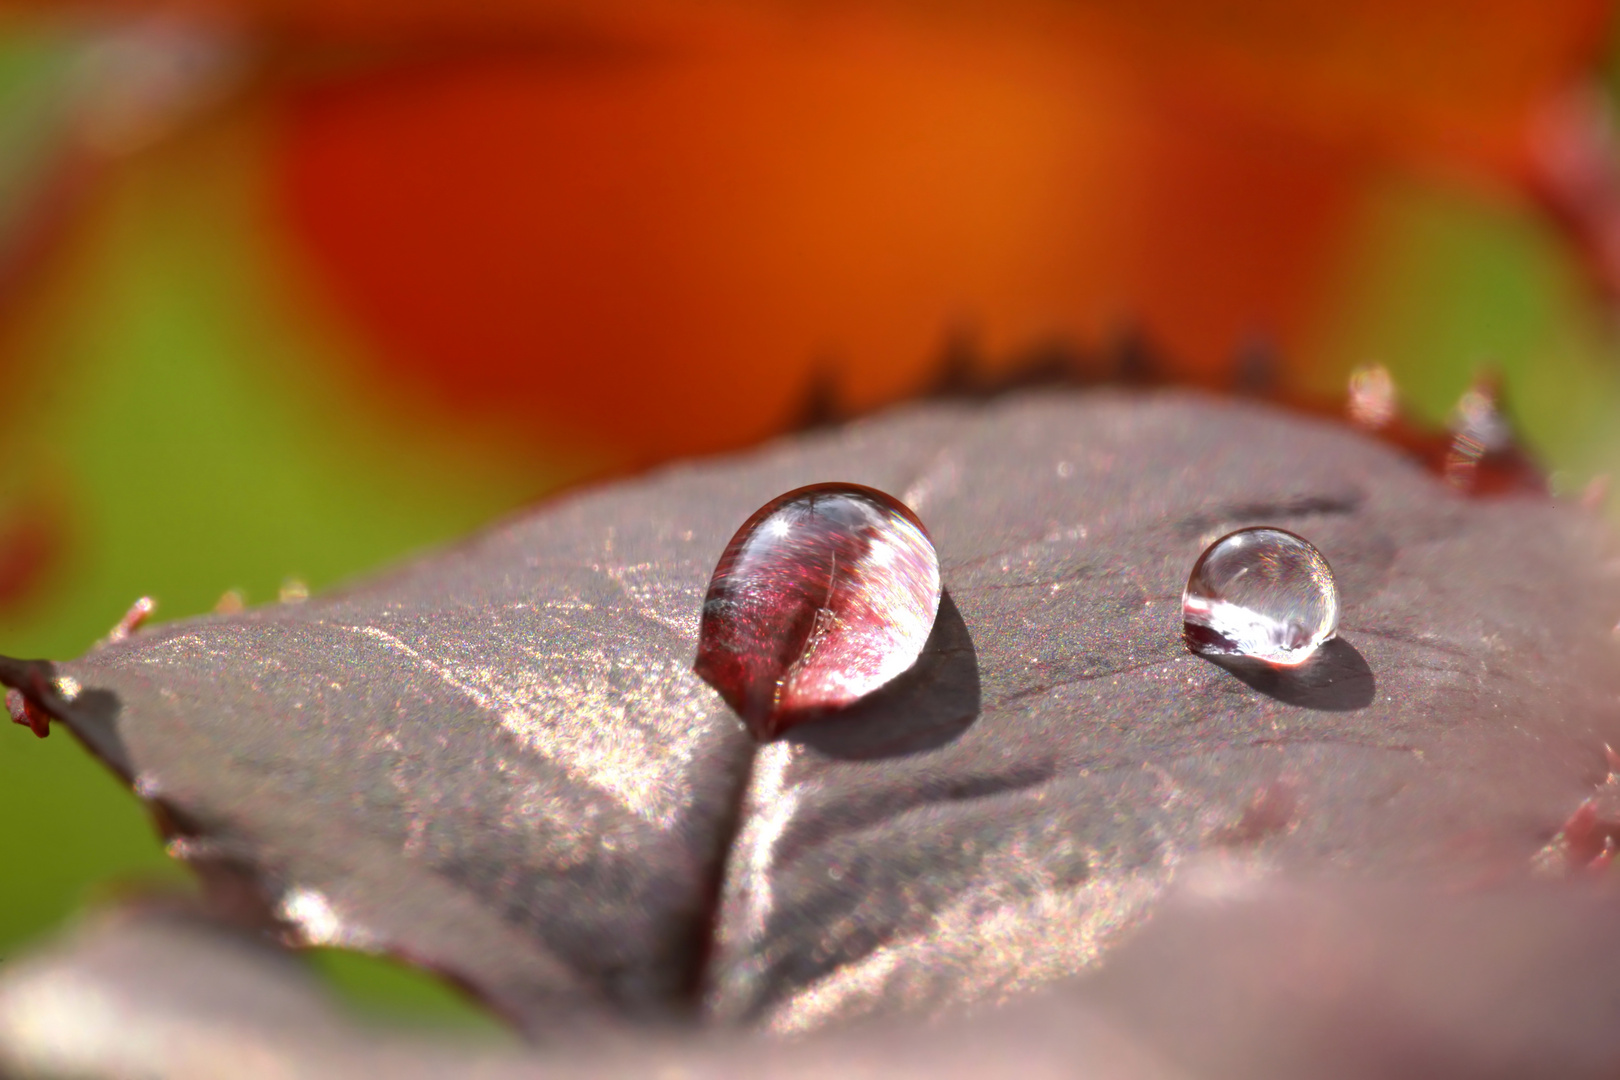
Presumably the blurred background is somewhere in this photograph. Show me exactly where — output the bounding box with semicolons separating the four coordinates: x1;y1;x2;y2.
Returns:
2;0;1620;1028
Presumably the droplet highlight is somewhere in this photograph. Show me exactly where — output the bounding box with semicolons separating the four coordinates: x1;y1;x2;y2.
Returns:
1346;364;1397;430
694;483;941;739
276;886;371;948
1183;527;1339;667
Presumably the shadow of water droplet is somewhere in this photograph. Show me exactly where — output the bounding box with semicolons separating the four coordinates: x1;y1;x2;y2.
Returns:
1202;637;1375;712
784;590;980;760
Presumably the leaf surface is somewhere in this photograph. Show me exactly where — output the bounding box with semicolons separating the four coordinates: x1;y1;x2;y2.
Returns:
6;390;1619;1034
10;882;1620;1079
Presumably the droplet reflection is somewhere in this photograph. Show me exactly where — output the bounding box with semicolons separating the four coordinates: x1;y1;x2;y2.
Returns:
1183;527;1339;667
694;483;941;739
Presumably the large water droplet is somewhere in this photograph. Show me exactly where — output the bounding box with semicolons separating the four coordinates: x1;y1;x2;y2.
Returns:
1183;527;1339;667
694;483;941;739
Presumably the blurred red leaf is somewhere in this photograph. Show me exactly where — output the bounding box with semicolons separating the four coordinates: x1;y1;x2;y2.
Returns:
0;500;61;615
8;0;1615;463
272;9;1357;461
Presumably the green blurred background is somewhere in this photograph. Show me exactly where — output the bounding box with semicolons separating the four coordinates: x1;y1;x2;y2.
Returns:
2;2;1619;1029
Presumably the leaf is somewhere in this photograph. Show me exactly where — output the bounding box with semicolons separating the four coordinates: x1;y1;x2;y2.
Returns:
5;391;1620;1036
0;899;1177;1080
8;881;1620;1078
1073;876;1620;1080
262;0;1606;467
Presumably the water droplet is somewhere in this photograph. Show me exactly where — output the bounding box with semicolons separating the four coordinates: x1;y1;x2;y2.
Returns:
1183;527;1339;667
694;483;941;739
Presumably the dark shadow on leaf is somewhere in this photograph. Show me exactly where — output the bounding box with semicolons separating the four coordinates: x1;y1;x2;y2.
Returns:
1199;637;1375;712
60;689;130;777
784;590;980;760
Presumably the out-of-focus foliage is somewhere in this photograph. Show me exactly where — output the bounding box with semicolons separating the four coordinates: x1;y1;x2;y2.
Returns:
1;0;1619;1025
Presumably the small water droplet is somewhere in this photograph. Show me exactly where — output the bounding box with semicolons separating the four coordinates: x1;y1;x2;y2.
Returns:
694;483;941;739
1183;527;1339;666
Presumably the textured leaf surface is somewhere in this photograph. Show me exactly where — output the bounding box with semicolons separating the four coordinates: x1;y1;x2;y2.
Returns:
0;904;1178;1080
6;390;1620;1036
9;883;1620;1079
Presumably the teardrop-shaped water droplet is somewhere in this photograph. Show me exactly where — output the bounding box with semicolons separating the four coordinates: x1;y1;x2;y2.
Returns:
1183;527;1339;667
694;483;941;739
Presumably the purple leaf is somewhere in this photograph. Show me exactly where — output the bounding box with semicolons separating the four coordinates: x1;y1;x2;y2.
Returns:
9;883;1620;1078
5;390;1619;1038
